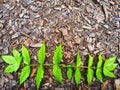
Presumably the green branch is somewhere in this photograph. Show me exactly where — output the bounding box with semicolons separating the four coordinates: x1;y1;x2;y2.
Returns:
1;44;118;89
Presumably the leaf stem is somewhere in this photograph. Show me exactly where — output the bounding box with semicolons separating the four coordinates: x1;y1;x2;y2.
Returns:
29;63;96;69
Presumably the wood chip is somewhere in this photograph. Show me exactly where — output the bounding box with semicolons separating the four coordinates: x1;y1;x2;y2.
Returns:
75;37;82;44
30;42;42;47
67;41;73;48
102;3;108;21
102;80;109;90
30;68;37;78
61;28;68;36
82;25;95;30
39;19;44;26
24;38;31;46
115;79;120;90
49;77;53;84
65;52;71;59
0;0;4;3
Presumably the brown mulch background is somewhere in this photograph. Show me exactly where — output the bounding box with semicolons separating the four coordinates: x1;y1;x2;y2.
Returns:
0;0;120;90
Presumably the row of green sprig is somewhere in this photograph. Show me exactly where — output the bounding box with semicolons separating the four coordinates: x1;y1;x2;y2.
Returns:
1;44;118;89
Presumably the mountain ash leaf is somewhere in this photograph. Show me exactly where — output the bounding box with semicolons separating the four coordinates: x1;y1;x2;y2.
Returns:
104;56;117;67
53;45;62;64
20;66;30;85
97;53;103;68
87;68;94;85
1;55;16;64
103;68;116;78
88;54;93;67
36;65;44;89
67;66;72;80
22;45;31;65
52;65;62;83
74;68;81;86
96;69;103;82
12;49;22;64
4;65;15;73
38;44;45;65
76;52;81;67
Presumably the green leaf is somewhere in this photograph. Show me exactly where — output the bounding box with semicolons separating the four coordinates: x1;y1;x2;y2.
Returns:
87;68;94;85
36;65;44;90
96;69;103;83
88;54;93;67
4;65;15;73
52;65;62;83
12;49;22;71
12;49;22;64
87;54;94;85
107;64;117;71
13;63;20;72
74;68;81;86
97;53;103;68
104;56;117;71
74;52;82;86
103;56;117;78
107;56;117;63
67;67;72;80
96;53;103;83
103;68;116;78
53;45;62;64
22;45;31;65
76;52;81;67
2;54;21;73
104;56;117;67
20;66;30;85
1;55;16;64
38;44;45;65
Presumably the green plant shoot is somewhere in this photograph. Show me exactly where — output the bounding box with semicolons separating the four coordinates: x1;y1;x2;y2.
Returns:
22;45;31;65
87;54;94;85
36;44;46;89
53;45;62;64
74;52;81;86
20;65;30;85
103;56;117;78
96;53;103;82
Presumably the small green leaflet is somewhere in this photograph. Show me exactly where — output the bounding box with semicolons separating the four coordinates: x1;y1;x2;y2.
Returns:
105;56;117;65
104;56;117;70
74;52;81;85
96;69;103;82
87;54;94;85
36;65;44;90
107;64;117;71
1;55;16;64
22;45;31;65
20;66;30;85
88;54;93;67
12;49;22;64
103;68;116;78
103;56;117;78
4;65;14;73
67;67;72;80
52;65;62;83
87;68;94;85
38;44;45;65
74;68;81;86
96;53;103;82
53;45;62;64
36;44;45;89
2;53;22;73
76;52;81;67
12;49;22;71
97;53;103;68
